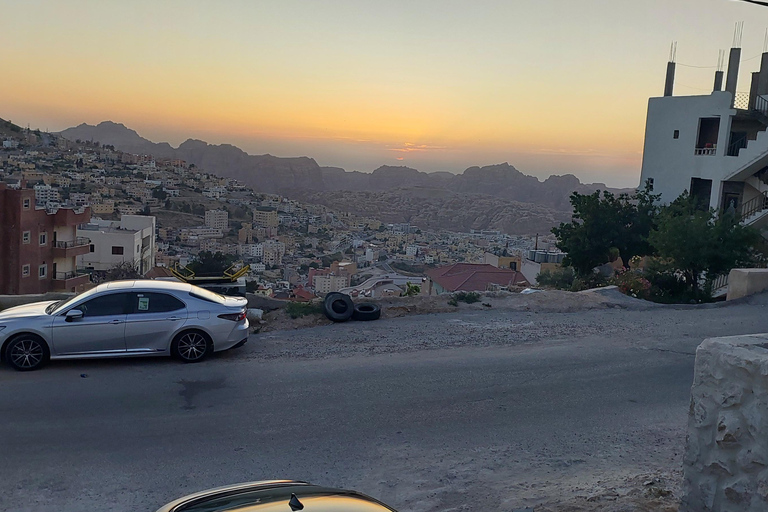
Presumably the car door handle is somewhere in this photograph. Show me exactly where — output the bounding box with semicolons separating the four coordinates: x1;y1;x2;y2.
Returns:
166;317;182;321
109;319;124;324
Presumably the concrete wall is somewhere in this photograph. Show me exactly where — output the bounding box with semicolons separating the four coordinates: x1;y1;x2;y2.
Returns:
727;269;768;301
682;334;768;511
640;92;736;208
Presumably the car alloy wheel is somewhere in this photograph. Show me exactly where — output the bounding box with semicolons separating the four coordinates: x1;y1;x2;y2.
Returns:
6;336;47;371
174;332;211;362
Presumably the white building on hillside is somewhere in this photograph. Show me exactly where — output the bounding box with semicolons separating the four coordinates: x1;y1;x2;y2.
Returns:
640;41;768;229
77;215;156;274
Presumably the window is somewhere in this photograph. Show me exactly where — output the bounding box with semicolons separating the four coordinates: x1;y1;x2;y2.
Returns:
22;231;30;244
89;244;95;252
673;130;679;139
131;292;185;314
77;293;129;317
21;265;30;277
39;232;47;246
38;264;47;279
111;246;124;255
22;198;30;210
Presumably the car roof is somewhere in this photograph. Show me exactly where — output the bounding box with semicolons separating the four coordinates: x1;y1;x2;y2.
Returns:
96;279;193;294
157;481;398;512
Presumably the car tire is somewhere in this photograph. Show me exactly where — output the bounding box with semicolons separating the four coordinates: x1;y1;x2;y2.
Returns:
352;303;381;321
171;330;212;363
323;292;354;322
4;334;49;371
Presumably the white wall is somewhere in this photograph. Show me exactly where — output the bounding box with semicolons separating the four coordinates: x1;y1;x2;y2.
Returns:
640;92;735;208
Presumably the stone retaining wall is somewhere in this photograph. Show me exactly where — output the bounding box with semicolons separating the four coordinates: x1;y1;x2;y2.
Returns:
727;269;768;301
683;334;768;511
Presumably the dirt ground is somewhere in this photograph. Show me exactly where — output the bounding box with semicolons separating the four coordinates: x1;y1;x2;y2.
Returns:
258;287;654;333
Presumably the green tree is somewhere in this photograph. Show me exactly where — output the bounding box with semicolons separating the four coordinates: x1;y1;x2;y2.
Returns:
648;192;760;297
403;282;421;297
552;183;659;275
187;251;236;275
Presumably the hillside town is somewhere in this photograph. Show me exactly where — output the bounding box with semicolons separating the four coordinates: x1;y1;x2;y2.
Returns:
0;124;563;300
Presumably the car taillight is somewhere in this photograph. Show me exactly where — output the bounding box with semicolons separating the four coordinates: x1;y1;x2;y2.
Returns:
218;310;246;322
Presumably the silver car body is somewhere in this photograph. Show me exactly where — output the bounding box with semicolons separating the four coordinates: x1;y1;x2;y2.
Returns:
0;280;249;360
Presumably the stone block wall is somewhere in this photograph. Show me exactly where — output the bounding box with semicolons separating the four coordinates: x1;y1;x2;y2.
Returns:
727;269;768;301
683;334;768;511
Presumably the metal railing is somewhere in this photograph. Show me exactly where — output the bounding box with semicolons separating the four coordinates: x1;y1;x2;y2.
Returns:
756;95;768;117
694;147;717;156
54;271;87;281
727;134;748;156
739;191;768;221
54;237;90;249
711;273;729;292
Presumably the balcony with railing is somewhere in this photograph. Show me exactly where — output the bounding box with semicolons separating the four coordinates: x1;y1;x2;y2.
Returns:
51;271;90;291
694;147;717;156
52;237;90;258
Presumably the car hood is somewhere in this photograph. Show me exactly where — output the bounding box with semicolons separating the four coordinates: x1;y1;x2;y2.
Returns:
0;301;57;320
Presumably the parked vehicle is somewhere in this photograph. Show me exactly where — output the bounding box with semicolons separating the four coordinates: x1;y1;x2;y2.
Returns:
155;480;398;512
0;280;249;371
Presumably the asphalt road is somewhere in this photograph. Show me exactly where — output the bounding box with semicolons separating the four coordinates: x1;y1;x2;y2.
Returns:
2;293;768;512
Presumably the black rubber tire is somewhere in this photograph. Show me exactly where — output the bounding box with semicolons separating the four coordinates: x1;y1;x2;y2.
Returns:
352;303;381;321
323;292;354;322
171;330;212;363
4;334;49;372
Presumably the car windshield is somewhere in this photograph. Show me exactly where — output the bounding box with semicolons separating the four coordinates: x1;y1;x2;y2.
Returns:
48;288;101;315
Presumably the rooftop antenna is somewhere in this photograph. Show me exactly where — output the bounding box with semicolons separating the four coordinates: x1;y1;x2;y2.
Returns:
669;41;678;63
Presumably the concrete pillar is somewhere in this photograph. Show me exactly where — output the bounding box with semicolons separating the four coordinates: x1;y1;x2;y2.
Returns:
726;47;742;99
682;334;768;511
750;72;760;110
664;61;676;97
758;53;768;95
715;71;725;92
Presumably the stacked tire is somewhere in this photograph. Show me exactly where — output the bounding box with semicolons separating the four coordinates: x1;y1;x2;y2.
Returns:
322;293;381;322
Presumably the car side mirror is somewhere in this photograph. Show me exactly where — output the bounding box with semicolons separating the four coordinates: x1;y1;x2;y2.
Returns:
65;309;83;322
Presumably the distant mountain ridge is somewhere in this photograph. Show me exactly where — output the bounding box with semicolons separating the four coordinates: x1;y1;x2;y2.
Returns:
59;122;630;211
57;121;636;234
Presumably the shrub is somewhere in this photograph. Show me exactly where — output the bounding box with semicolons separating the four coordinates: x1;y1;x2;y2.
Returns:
611;268;651;299
285;302;323;319
452;291;481;304
569;272;608;292
537;267;576;290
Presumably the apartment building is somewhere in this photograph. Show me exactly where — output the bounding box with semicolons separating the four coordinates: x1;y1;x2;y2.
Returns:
0;182;92;294
314;273;350;295
261;239;285;266
205;209;229;231
641;42;768;229
77;215;156;275
253;206;279;228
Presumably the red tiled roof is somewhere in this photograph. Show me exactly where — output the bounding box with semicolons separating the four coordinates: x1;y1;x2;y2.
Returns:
145;266;176;279
426;263;527;292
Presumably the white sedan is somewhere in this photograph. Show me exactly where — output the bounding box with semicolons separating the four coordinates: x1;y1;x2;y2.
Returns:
0;280;250;371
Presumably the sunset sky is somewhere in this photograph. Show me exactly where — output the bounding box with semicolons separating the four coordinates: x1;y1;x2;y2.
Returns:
1;0;767;187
